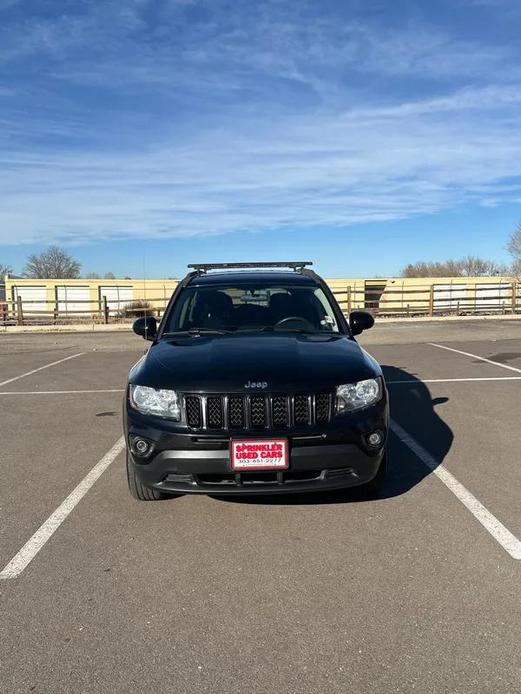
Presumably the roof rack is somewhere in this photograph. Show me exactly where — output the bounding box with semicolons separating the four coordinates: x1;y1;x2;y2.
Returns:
188;261;313;274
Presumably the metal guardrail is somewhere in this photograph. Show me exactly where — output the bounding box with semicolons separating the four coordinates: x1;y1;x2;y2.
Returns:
1;282;519;325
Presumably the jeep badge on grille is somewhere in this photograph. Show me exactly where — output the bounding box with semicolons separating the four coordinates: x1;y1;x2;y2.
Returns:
244;381;268;389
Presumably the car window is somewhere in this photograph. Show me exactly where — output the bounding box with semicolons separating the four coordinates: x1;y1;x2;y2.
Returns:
163;284;341;334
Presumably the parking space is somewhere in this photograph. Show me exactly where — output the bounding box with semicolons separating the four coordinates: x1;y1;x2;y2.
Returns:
368;340;521;382
409;381;520;537
0;324;520;693
0;349;83;387
0;392;125;567
0;350;142;393
428;339;521;373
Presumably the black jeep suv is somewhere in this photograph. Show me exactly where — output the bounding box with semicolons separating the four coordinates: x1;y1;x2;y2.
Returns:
124;262;388;500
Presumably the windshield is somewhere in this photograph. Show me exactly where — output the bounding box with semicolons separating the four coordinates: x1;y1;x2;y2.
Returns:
162;284;342;334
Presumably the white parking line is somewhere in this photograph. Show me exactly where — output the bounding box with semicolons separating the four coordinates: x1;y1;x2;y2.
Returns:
428;343;521;374
0;389;124;395
0;437;125;580
0;353;85;388
390;420;521;560
387;376;521;384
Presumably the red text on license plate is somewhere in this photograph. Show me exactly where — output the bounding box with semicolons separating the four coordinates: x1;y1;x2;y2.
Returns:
230;439;289;471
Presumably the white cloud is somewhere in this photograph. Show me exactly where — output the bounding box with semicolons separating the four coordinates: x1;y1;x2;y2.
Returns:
0;0;517;87
1;1;521;247
1;84;521;246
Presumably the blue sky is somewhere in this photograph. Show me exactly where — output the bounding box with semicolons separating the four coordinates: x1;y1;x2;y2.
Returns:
1;0;520;277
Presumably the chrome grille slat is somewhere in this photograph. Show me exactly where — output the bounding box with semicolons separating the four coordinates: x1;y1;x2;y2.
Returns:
265;394;273;429
223;395;230;429
201;395;208;429
244;395;252;430
287;396;292;428
184;393;332;431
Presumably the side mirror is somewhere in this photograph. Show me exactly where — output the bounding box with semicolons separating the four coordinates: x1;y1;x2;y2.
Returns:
349;310;374;336
133;316;157;341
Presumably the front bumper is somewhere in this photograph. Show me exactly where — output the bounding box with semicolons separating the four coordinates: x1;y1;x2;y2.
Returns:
124;394;388;495
127;442;385;495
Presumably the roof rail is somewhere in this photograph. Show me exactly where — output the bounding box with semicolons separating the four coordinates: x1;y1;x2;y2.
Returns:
187;261;313;274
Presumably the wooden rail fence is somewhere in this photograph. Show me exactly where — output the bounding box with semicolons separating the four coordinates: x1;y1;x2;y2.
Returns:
1;282;519;326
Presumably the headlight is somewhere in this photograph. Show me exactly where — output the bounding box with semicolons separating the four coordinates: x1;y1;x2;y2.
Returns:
336;378;382;413
129;385;180;420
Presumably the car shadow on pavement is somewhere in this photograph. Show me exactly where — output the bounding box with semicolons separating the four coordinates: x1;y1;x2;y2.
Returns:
214;365;453;506
476;351;521;364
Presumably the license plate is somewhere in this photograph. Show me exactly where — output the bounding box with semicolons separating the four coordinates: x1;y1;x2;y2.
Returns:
230;438;289;471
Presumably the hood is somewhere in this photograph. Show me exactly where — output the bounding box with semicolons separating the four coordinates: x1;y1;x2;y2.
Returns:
132;333;380;393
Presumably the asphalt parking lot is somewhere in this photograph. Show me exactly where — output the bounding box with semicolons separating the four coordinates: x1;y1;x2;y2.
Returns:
1;320;520;693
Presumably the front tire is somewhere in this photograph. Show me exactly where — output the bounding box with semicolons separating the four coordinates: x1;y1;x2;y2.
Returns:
126;451;165;501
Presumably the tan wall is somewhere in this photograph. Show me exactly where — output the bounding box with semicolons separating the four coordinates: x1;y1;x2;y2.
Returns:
5;274;517;317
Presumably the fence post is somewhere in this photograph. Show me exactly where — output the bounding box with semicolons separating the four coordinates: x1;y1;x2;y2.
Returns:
102;295;109;324
428;285;434;316
512;282;518;314
346;286;352;314
16;296;24;326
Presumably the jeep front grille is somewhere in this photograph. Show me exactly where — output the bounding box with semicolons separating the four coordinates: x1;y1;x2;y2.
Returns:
183;393;332;430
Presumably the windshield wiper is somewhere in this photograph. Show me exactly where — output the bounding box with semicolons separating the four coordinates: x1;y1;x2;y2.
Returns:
272;327;319;334
163;328;230;337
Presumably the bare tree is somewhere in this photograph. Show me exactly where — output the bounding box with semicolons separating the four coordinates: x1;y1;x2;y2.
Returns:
459;256;507;276
401;260;463;277
0;263;13;278
507;222;521;275
402;256;507;278
23;246;81;279
104;272;116;279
